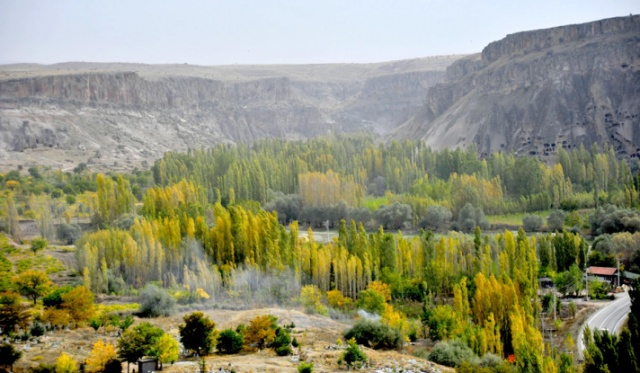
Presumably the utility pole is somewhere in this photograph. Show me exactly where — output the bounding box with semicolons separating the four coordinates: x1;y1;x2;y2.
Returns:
585;268;589;301
617;257;620;288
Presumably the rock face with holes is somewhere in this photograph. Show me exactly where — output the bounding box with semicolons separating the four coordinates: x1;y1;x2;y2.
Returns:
393;15;640;160
0;57;458;171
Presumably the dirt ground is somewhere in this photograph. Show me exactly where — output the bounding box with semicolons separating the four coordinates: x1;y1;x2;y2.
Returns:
12;307;451;373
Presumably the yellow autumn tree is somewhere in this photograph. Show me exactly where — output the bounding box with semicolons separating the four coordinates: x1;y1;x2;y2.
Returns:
84;340;117;373
381;304;409;336
61;286;94;326
300;285;328;316
55;352;77;373
327;289;353;310
366;281;391;302
154;333;180;366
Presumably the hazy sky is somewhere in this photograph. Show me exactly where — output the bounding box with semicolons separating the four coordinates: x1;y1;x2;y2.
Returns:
1;0;638;65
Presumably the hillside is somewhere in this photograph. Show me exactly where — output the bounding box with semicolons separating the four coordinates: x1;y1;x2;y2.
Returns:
1;15;639;173
393;15;640;160
0;56;462;172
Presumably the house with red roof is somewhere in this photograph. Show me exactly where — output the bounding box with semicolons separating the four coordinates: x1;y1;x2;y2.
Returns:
586;266;619;287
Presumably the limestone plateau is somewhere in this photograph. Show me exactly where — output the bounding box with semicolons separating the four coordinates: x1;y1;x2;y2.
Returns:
0;15;638;171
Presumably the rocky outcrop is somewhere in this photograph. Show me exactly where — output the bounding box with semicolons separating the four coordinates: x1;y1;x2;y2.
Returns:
394;15;640;160
0;57;461;170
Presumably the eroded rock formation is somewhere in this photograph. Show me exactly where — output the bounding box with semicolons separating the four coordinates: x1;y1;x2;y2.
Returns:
394;15;640;160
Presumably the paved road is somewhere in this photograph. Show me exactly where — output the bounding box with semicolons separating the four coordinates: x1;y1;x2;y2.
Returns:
577;292;631;359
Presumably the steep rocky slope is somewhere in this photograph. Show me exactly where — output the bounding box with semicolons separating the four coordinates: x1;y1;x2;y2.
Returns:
0;57;460;171
2;15;638;172
394;15;640;160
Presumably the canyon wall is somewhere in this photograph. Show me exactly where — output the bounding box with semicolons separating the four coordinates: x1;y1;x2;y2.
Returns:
394;15;640;160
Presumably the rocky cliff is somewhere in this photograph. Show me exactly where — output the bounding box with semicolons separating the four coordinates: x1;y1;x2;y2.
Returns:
394;15;640;160
2;15;638;172
0;57;458;171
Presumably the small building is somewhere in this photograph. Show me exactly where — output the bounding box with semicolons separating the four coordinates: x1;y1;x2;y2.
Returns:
586;266;619;286
539;277;554;289
138;357;159;373
623;271;639;285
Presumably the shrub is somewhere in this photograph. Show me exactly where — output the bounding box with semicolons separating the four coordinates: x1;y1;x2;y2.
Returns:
588;278;611;300
522;215;544;232
56;224;82;245
419;205;453;231
244;315;277;350
30;363;55;373
341;338;367;369
297;361;314;373
31;238;48;255
343;319;403;350
271;327;291;348
276;345;293;356
428;339;477;367
547;210;566;231
138;284;176;318
456;204;490;233
90;318;102;331
30;321;45;337
217;329;243;354
478;353;505;369
375;202;412;230
102;358;122;373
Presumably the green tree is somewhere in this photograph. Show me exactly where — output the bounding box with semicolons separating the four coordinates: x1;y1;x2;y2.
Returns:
554;265;583;297
355;289;386;314
217;329;243;354
0;291;30;335
31;237;48;255
628;278;640;369
179;312;218;356
593;329;618;372
12;269;52;305
617;329;639;373
117;322;164;372
426;304;458;341
0;343;22;371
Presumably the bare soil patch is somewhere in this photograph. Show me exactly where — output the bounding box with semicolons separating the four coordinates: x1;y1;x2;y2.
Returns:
13;307;450;373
